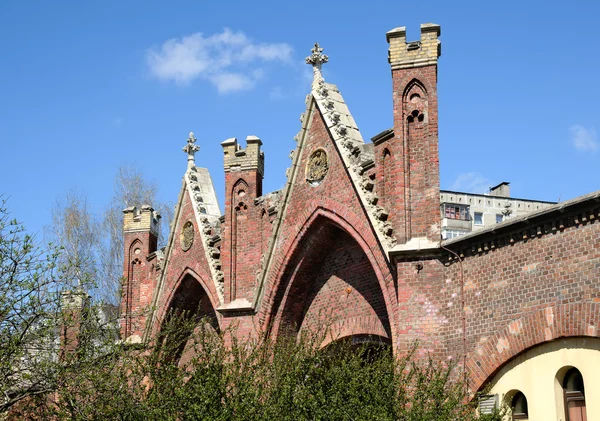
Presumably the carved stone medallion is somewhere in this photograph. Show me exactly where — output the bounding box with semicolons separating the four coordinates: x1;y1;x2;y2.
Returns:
306;149;328;185
180;221;194;251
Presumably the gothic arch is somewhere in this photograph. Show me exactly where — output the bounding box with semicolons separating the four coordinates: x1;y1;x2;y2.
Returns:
123;239;144;337
264;207;394;347
398;72;435;100
231;178;249;196
128;238;143;256
468;302;600;393
402;77;427;100
158;269;220;364
158;268;220;328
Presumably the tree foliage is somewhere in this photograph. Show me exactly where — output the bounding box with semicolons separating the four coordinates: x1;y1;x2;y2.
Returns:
100;165;173;303
10;312;505;421
47;165;173;304
0;198;71;412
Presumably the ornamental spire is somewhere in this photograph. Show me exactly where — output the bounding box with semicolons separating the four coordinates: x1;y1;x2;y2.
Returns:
182;132;200;169
305;42;328;87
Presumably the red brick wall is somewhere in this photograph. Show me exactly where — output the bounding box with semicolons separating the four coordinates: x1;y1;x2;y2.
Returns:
122;229;157;339
437;212;600;391
375;64;440;243
222;170;265;303
258;103;397;346
394;257;448;359
271;222;391;345
152;190;221;337
121;46;598;393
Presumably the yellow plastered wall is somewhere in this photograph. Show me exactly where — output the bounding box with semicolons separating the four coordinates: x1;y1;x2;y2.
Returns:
489;337;600;420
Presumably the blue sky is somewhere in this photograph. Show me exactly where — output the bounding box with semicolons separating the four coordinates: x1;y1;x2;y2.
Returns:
1;0;599;237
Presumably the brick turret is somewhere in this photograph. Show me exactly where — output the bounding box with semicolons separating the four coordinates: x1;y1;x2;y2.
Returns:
220;136;264;309
60;289;90;359
375;23;442;247
121;205;160;342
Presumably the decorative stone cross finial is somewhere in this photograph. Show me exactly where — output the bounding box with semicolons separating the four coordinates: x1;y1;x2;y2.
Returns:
183;131;200;169
305;42;328;86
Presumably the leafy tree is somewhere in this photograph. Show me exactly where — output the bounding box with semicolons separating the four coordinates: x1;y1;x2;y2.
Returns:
0;198;123;417
0;198;74;412
47;165;173;304
100;164;173;303
14;311;505;421
47;189;100;290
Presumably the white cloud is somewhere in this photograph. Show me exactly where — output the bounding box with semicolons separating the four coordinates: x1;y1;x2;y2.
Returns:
570;124;598;152
451;172;492;194
209;72;254;94
146;28;292;93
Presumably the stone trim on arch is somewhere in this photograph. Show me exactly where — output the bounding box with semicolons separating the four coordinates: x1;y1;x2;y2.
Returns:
467;302;600;393
258;199;397;345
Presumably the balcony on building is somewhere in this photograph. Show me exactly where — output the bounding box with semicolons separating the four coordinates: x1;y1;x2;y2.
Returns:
441;203;471;239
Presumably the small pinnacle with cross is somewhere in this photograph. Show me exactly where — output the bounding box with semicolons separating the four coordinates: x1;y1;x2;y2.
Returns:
183;131;200;169
305;42;328;86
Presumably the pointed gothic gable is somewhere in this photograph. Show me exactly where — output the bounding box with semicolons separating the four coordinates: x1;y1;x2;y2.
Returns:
250;80;398;340
145;166;223;340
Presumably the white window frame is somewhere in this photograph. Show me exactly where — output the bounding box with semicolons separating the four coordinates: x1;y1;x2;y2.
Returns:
474;212;484;226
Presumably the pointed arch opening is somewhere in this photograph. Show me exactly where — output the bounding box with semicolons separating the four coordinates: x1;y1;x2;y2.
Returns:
123;239;143;337
159;273;219;365
402;78;428;100
269;216;391;347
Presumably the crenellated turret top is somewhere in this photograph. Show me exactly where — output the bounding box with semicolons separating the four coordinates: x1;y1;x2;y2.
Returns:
387;23;441;70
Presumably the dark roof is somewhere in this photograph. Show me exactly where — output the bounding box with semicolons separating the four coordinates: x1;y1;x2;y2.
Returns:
440;190;557;205
371;128;394;145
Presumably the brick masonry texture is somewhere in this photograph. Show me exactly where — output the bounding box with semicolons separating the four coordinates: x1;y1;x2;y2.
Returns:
119;24;600;393
258;106;396;345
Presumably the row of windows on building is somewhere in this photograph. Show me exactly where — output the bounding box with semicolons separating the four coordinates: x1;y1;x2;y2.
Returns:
483;367;587;421
442;204;504;225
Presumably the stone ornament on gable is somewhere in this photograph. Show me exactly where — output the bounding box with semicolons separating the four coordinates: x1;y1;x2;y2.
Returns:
182;132;200;170
306;42;328;87
180;221;194;251
306;149;329;186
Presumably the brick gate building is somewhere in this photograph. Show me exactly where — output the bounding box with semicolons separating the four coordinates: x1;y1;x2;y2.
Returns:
120;24;600;421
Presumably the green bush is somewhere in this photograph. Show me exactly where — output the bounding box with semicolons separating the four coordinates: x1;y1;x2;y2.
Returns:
23;316;505;421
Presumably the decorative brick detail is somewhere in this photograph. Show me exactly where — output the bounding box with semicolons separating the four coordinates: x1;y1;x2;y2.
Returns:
377;25;441;245
121;205;160;341
254;110;400;344
321;315;391;349
148;187;223;340
221;136;268;306
438;213;600;392
467;303;600;393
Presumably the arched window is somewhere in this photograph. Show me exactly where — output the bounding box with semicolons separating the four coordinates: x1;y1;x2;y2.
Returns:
511;391;528;420
563;367;587;421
